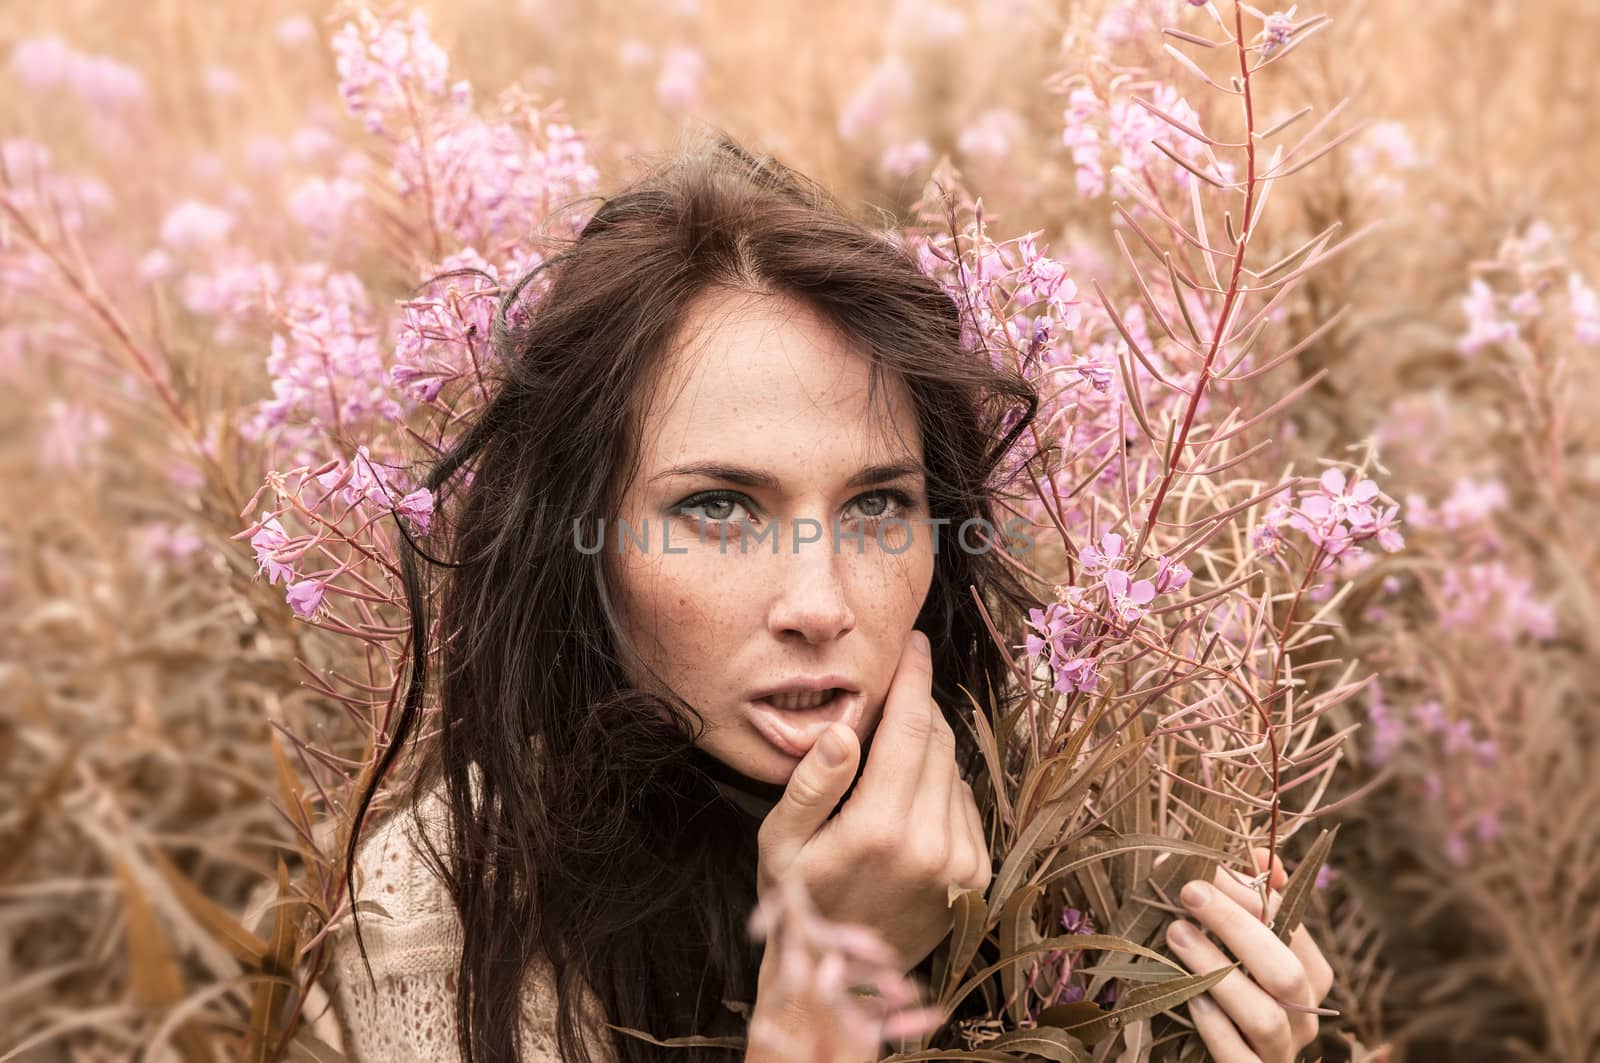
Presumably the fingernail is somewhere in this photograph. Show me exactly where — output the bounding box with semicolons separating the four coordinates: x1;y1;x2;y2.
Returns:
820;726;850;767
911;630;930;656
1168;920;1196;947
1190;993;1214;1015
1181;880;1212;908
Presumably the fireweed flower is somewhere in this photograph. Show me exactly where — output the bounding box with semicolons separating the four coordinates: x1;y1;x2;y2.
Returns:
879;138;932;179
285;577;328;619
1024;595;1101;696
1104;569;1156;624
1457;278;1519;356
654;46;705;111
1153;555;1192;594
248;514;295;586
1568;272;1600;345
332;9;450;136
158;199;236;253
1079;531;1126;575
1438;561;1557;642
396;488;435;535
837;56;913;142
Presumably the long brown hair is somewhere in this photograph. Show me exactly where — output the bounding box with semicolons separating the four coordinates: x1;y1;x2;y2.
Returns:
346;127;1044;1063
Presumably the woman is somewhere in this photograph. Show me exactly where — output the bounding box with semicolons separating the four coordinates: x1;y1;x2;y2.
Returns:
327;130;1333;1063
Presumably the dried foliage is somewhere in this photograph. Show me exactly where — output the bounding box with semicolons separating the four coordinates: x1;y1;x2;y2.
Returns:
1;1;1596;1062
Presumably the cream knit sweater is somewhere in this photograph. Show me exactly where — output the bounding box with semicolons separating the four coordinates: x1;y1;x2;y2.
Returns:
326;786;620;1062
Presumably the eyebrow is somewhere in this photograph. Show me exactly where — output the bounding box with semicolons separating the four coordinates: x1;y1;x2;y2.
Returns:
651;460;925;490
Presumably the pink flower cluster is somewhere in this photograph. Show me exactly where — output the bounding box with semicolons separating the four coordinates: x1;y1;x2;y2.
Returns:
8;34;150;110
1061;81;1221;200
1457;219;1600;355
1024;532;1192;696
242;266;401;463
391;248;524;404
0;139;113;236
1437;562;1557;644
331;10;451;137
1259;467;1404;570
331;7;599;252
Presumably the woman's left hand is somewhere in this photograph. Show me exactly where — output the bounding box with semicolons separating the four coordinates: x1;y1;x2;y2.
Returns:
1164;847;1335;1062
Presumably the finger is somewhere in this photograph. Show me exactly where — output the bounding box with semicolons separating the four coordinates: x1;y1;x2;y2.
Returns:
757;722;861;874
1177;877;1312;1043
1213;863;1334;1003
1250;847;1288;891
908;702;957;868
943;764;981;888
1166;917;1295;1061
1185;993;1261;1063
955;778;991;891
854;630;935;822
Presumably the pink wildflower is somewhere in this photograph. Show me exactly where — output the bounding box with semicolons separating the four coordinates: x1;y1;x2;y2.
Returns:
275;15;316;48
248;514;295;586
285;577;328;618
1104;569;1156;624
159;200;236;253
1458;279;1518;355
1153;555;1192;594
837;57;912;142
1569;272;1600;345
1079;531;1126;575
879;139;933;179
957;108;1025;168
397;488;435;535
654;46;705;110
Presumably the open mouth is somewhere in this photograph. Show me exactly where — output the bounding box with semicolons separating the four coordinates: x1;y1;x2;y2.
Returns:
762;687;847;711
747;690;864;759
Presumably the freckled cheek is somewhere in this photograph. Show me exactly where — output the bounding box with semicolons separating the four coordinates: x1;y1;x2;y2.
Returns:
618;550;757;685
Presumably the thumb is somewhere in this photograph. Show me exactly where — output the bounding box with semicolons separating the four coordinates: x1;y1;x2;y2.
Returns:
759;724;860;868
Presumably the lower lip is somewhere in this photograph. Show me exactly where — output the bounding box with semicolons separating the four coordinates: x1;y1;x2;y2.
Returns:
747;691;864;759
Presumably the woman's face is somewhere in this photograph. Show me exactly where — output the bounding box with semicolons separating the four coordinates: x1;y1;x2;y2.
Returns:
609;288;936;785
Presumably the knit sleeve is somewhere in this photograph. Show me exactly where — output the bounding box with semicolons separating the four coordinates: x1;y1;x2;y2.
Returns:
325;788;620;1063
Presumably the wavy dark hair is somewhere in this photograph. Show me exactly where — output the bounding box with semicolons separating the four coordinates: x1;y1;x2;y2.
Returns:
345;128;1046;1063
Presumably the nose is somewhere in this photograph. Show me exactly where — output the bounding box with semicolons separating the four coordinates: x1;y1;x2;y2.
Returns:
766;526;856;644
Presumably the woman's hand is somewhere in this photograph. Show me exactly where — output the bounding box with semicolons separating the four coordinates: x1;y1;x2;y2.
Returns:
755;629;992;978
1165;847;1336;1063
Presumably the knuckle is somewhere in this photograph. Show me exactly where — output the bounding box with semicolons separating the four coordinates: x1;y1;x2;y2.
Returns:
1260;962;1310;1003
1242;1007;1293;1049
855;823;899;860
908;835;951;878
899;705;934;741
783;769;831;808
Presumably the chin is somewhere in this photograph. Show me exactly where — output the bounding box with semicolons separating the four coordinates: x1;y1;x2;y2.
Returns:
715;740;800;785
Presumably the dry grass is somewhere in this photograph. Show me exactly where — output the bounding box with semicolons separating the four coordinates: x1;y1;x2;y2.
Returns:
2;1;1597;1060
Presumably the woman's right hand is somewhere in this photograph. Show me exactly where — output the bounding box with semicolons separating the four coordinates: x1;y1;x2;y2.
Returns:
753;628;992;986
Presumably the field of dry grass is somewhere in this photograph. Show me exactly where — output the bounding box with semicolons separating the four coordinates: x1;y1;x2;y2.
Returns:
3;1;1597;1060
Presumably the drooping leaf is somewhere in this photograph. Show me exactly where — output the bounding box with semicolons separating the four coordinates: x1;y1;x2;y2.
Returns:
986;1026;1093;1062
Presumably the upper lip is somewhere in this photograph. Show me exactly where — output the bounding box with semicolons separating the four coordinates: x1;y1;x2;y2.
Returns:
751;675;861;701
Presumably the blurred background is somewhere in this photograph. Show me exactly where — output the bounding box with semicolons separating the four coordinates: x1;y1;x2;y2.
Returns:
2;0;1597;1060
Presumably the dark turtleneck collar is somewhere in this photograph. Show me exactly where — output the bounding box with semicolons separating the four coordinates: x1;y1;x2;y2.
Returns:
686;744;785;821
